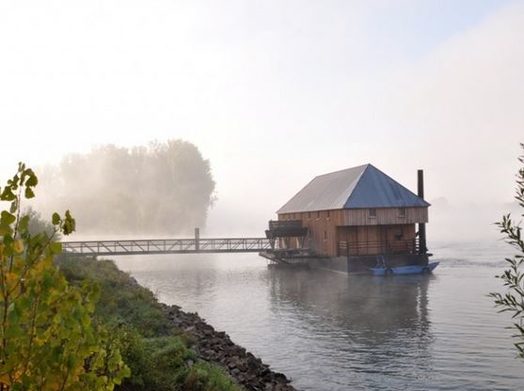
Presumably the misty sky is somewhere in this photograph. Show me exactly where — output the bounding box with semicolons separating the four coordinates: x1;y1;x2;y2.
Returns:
1;1;523;240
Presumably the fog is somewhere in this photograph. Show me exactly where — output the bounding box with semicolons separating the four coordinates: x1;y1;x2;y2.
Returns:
1;1;523;243
32;140;215;237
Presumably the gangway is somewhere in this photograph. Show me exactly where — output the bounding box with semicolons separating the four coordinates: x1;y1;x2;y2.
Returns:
61;237;273;256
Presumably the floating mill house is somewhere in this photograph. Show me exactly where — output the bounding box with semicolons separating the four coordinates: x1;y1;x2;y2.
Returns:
262;164;431;273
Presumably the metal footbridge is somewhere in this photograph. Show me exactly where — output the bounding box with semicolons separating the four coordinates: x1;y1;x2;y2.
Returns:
61;237;273;256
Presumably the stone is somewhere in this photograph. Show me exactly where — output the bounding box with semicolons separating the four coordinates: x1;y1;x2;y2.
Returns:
163;304;296;391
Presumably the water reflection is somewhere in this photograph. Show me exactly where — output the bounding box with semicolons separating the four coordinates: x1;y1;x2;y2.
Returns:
119;252;524;391
268;267;435;387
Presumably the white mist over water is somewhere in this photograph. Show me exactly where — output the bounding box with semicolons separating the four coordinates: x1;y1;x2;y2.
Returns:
1;1;523;239
114;240;523;390
1;2;523;386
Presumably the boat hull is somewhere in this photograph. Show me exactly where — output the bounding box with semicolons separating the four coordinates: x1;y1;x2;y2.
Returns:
370;261;439;276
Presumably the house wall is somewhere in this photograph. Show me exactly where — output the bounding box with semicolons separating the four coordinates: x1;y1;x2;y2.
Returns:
278;207;427;226
278;209;343;256
343;207;427;225
336;224;416;256
277;207;426;257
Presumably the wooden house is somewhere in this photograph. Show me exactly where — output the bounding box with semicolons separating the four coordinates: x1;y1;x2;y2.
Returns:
270;164;429;260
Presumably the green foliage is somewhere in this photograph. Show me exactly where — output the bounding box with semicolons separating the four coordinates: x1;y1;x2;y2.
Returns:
141;336;195;390
490;143;524;359
0;163;129;390
57;257;175;338
0;162;236;390
37;140;216;235
56;256;241;391
116;332;239;391
183;362;240;391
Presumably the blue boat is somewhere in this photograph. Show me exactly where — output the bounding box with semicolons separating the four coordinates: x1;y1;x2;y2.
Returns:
370;261;439;276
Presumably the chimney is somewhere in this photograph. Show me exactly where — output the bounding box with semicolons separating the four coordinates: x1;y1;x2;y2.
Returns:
417;169;427;255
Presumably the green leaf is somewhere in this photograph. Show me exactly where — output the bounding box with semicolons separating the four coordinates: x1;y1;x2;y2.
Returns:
0;186;16;201
52;212;61;225
1;210;16;225
0;223;13;235
25;187;35;199
62;210;76;235
25;170;38;187
19;215;30;232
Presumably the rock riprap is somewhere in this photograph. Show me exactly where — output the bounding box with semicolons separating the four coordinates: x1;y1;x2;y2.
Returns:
164;304;296;391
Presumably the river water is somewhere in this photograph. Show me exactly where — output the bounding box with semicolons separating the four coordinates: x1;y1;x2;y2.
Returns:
114;241;524;390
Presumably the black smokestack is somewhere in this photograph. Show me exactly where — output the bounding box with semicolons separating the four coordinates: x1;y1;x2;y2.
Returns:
417;169;427;255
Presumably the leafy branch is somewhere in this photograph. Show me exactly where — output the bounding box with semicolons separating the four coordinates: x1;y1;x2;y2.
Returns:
0;163;129;390
490;143;524;358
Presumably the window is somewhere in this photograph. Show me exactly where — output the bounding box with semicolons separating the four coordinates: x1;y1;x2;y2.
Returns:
327;211;330;218
369;208;377;218
324;231;327;240
398;208;406;218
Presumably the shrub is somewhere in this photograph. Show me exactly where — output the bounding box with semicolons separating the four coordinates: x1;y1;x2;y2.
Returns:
0;163;129;390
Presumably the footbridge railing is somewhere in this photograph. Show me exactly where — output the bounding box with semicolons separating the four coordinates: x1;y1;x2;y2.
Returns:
61;237;273;256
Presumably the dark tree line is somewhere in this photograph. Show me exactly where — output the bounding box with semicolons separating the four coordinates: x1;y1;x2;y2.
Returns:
36;140;215;236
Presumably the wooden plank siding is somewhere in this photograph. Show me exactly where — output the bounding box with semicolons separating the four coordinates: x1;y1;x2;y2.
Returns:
278;207;427;226
336;225;416;256
277;207;427;257
278;209;343;255
343;207;427;226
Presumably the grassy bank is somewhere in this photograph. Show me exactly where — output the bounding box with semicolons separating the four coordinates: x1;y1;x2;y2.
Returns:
56;255;241;391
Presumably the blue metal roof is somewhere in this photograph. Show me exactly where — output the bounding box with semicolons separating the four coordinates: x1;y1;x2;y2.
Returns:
276;164;429;213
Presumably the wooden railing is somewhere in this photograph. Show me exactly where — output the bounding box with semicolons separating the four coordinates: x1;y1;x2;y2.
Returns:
266;220;308;239
337;238;419;256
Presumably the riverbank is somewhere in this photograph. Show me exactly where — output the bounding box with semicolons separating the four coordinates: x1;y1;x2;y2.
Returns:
114;250;524;390
57;256;295;391
163;304;295;391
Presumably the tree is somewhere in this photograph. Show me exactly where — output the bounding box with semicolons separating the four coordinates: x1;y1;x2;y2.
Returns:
36;139;216;235
0;163;129;390
490;143;524;358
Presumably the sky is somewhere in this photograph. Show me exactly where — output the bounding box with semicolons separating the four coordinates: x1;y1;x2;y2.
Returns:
1;0;523;241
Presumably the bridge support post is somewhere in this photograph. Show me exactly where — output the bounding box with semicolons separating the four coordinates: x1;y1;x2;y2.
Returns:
195;228;200;251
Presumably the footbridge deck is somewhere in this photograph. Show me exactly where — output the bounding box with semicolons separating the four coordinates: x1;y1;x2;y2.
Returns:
61;237;273;256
